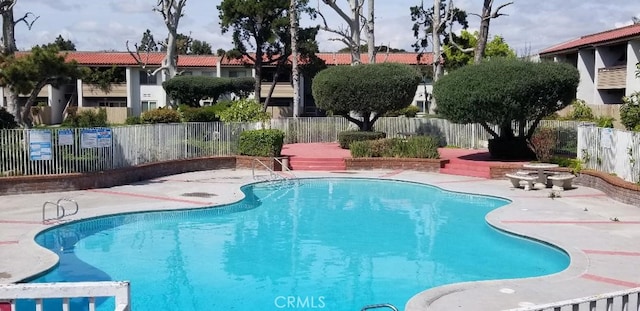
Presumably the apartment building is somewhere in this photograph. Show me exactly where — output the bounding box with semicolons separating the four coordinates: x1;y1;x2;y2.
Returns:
540;23;640;106
0;51;432;124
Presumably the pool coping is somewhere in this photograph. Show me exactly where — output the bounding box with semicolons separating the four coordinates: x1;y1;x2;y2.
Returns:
1;169;639;311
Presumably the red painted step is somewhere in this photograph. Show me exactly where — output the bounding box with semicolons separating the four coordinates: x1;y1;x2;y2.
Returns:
289;157;346;171
0;302;11;311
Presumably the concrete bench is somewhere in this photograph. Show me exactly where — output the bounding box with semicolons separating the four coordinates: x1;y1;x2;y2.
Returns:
547;174;576;191
505;173;538;191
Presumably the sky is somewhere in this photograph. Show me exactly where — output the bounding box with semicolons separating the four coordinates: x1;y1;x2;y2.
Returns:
12;0;640;56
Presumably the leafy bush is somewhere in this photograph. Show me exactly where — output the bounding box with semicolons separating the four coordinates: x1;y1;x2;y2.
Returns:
433;58;579;159
312;62;421;131
0;107;17;129
550;156;583;174
383;105;421;117
621;92;640;131
218;99;270;122
338;131;386;149
529;127;557;162
595;116;615;128
230;77;256;98
349;136;440;159
125;116;141;125
62;108;108;128
140;108;181;124
238;129;285;157
181;106;220;122
567;99;594;120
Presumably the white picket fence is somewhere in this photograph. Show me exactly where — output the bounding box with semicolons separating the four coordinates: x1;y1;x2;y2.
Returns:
0;118;581;177
578;124;640;183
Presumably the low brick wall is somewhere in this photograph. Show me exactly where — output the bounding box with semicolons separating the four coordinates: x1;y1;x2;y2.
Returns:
345;158;448;172
0;157;236;195
574;170;640;205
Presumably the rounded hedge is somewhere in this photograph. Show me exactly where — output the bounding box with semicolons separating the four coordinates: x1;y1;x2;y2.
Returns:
312;63;421;116
433;58;579;128
163;76;256;107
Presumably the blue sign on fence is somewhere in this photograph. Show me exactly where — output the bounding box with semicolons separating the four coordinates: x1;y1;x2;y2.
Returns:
80;129;97;148
97;128;112;148
58;129;74;146
29;129;52;161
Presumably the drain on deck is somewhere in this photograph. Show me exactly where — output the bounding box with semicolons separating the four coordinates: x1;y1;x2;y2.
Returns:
181;192;218;198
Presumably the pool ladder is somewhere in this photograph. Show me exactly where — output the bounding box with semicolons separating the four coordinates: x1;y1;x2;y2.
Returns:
252;158;297;184
361;303;399;311
42;198;79;224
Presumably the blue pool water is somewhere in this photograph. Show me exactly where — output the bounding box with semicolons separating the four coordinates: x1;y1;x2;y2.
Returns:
29;178;569;311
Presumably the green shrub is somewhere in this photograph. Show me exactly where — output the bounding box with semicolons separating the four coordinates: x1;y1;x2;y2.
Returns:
312;62;421;131
181;106;220;122
140;108;181;124
383;105;421;117
238;129;285;157
402;136;440;158
338;131;386;149
621;92;640;130
349;136;440;159
349;141;372;158
550;156;583;174
433;58;579;159
567;99;594;120
596;116;615;128
62;108;108;128
0;107;17;129
529;127;557;162
125;116;141;125
218;99;270;122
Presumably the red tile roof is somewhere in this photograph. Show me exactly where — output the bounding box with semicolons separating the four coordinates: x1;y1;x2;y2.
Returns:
14;51;218;67
219;52;431;66
16;51;431;67
540;23;640;55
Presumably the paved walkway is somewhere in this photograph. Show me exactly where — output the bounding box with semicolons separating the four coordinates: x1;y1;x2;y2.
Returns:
1;169;640;310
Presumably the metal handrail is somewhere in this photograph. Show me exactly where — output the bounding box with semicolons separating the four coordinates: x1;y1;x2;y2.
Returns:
361;303;399;311
273;157;296;179
57;198;79;217
503;286;640;311
252;158;285;182
42;198;80;223
42;201;65;223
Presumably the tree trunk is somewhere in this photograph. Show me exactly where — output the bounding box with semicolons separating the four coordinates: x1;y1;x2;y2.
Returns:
429;0;443;114
366;0;375;64
290;0;300;117
263;62;285;111
254;49;264;109
349;0;362;65
21;80;48;128
2;6;19;124
473;1;492;64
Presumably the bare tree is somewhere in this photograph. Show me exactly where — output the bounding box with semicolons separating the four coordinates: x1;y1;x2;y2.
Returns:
365;0;375;64
318;0;375;65
127;1;185;80
471;0;513;63
0;0;38;124
290;0;300;117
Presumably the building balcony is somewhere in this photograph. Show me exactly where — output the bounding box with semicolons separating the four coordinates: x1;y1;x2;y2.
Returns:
82;83;127;97
260;82;293;98
597;66;626;89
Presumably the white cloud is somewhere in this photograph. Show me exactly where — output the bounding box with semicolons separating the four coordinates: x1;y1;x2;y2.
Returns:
110;0;153;14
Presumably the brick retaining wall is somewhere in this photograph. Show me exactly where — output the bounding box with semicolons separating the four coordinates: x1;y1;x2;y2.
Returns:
345;158;448;172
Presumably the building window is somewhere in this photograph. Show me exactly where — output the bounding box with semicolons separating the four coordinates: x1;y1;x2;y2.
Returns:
229;70;247;78
140;72;157;85
141;101;157;112
97;101;127;108
182;71;193;76
202;71;216;77
264;98;292;107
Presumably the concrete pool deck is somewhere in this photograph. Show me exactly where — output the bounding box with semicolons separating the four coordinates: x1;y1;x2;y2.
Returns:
1;168;639;310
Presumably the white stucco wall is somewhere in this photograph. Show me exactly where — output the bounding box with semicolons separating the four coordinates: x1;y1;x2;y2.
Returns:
627;40;640;96
577;49;596;104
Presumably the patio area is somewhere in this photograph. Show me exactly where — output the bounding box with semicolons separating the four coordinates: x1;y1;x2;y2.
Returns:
1;167;639;310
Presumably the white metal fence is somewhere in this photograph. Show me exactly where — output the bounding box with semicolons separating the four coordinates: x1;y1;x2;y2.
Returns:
503;286;640;311
578;124;640;183
0;118;581;177
0;281;130;311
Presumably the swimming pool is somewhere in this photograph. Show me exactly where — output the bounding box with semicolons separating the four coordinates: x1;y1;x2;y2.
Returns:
30;178;569;311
